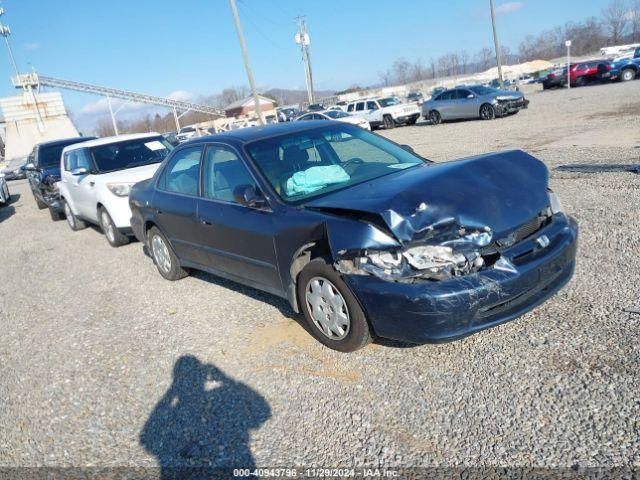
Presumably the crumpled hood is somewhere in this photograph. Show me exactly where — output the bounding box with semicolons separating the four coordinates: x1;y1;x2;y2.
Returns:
304;150;549;244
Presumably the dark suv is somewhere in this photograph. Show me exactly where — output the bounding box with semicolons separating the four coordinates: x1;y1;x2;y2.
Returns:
25;137;96;219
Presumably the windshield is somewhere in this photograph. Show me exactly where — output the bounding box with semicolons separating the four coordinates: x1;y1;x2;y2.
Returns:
469;86;499;96
89;137;173;174
324;110;349;119
246;124;424;203
378;97;401;107
39;144;69;168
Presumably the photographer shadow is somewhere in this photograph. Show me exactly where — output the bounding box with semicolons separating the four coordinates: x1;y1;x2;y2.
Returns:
140;355;270;478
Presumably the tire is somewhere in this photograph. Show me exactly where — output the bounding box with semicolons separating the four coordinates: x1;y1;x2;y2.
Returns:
620;69;636;82
99;207;130;247
576;77;587;87
49;208;64;221
406;117;418;126
480;103;496;120
297;258;372;352
32;190;47;209
62;198;87;231
383;115;396;129
148;226;188;281
429;110;441;125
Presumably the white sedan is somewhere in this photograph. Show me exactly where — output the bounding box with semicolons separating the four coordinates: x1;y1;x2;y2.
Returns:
295;110;371;130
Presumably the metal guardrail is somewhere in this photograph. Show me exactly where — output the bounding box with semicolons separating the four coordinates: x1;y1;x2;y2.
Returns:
12;73;225;117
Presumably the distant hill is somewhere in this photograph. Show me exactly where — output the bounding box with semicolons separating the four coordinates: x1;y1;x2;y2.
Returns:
264;88;335;106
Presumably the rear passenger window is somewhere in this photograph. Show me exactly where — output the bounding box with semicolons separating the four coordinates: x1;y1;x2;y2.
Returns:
203;145;256;203
160;147;201;195
355;102;365;111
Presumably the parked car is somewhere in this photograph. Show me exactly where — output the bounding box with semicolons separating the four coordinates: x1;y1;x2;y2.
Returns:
0;174;10;205
295;110;370;130
129;121;577;352
0;157;27;181
422;85;529;124
563;61;611;87
306;103;325;112
542;69;565;90
24;137;97;219
608;49;640;82
277;107;301;122
176;126;198;143
517;75;536;85
58;133;174;247
406;91;424;104
162;132;180;147
345;97;420;129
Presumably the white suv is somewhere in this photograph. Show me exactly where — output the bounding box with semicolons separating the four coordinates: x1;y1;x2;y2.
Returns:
345;97;420;130
58;133;173;247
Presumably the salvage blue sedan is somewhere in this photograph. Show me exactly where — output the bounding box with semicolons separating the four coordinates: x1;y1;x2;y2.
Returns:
129;121;578;352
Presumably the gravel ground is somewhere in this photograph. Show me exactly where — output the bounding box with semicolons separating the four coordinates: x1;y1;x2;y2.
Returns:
0;81;639;473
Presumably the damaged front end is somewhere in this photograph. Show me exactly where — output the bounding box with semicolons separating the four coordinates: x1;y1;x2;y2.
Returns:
335;217;494;283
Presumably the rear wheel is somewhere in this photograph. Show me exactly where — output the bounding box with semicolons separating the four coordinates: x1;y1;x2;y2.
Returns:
297;259;372;352
429;110;441;125
480;103;496;120
148;226;188;281
99;207;130;247
383;115;395;129
620;68;636;82
63;199;87;231
576;77;587;87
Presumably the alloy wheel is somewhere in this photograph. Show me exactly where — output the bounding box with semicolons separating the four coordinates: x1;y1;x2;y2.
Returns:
151;234;172;273
101;211;115;243
305;276;350;340
64;202;75;229
480;104;494;120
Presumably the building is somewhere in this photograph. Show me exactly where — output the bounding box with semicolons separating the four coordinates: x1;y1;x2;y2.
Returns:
224;95;275;118
0;91;78;161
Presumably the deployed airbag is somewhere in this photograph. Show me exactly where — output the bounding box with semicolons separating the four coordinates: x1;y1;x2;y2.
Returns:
286;165;350;196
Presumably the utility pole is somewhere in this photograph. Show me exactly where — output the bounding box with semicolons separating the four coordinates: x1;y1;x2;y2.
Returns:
295;16;315;105
489;0;504;89
0;7;46;133
229;0;264;125
565;40;572;90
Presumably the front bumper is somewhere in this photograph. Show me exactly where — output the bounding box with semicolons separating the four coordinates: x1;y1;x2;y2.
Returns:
394;113;420;124
496;98;529;115
344;214;578;343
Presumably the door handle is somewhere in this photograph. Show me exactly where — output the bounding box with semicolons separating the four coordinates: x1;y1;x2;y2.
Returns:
89;181;95;187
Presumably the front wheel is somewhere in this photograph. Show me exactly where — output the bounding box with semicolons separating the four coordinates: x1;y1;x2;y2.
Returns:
297;259;372;352
63;199;87;231
429;110;441;125
32;190;47;209
383;115;396;129
99;207;130;247
480;103;496;120
620;69;636;82
148;226;188;281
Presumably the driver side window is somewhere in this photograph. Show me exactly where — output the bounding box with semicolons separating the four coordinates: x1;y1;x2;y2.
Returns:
203;145;256;203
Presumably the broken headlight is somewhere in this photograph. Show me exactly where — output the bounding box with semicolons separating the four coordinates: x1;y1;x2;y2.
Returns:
548;190;563;214
346;244;485;282
106;182;134;197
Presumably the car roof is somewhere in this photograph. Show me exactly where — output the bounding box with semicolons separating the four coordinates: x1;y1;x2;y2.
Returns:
61;132;162;152
37;136;96;149
186;120;338;145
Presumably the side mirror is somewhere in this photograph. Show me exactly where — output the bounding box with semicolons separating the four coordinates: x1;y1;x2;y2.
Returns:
400;144;416;154
71;167;89;176
24;162;36;171
233;184;267;208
